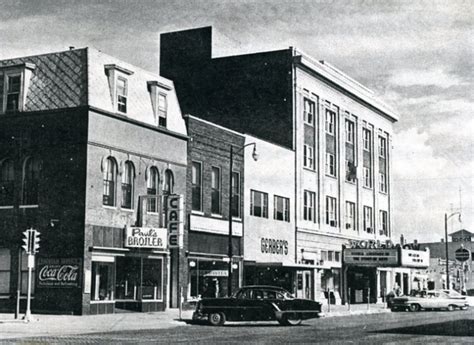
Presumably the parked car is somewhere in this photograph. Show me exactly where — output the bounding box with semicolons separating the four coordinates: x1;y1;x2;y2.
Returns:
391;290;469;312
442;289;474;307
192;285;322;326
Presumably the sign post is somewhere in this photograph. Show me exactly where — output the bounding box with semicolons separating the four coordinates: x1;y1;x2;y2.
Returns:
21;228;40;322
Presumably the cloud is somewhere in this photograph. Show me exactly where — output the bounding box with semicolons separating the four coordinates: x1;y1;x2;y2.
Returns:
389;68;468;88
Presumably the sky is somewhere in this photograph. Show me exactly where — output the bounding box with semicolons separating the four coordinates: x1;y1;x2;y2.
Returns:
1;0;472;243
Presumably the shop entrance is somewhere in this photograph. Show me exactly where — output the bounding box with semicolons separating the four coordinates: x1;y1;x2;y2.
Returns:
346;266;377;303
297;271;313;299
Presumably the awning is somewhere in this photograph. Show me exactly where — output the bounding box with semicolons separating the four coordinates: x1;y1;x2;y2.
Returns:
245;261;322;270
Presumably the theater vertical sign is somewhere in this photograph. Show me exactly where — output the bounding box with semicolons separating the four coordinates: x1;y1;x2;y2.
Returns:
167;194;184;249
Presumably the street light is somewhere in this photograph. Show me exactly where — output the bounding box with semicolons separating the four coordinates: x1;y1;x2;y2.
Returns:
228;143;258;296
445;211;461;289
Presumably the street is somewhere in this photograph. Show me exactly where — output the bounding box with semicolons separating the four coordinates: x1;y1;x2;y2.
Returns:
3;309;473;344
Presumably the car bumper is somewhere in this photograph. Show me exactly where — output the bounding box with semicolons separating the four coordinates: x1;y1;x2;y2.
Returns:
192;311;208;321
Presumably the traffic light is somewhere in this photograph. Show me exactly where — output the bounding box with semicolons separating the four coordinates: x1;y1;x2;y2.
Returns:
21;228;40;254
22;230;32;253
33;231;40;254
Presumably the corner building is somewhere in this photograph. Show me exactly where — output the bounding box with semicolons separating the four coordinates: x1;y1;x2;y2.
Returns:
0;48;187;314
160;26;407;303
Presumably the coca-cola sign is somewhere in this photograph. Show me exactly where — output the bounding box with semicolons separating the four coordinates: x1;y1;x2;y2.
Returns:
37;258;82;288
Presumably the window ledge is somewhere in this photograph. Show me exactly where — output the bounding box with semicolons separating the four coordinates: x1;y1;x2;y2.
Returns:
102;205;117;210
191;210;205;216
211;214;223;219
231;217;242;222
19;205;39;209
121;208;134;213
325;174;337;180
345;180;356;185
0;206;14;210
303;167;316;173
362;186;373;191
90;300;116;304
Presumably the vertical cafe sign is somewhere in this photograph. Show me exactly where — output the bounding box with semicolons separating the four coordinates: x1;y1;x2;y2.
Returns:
37;258;82;288
167;194;184;249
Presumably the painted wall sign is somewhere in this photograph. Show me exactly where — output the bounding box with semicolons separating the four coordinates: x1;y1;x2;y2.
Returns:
37;258;82;288
343;248;399;266
261;238;289;255
125;227;167;249
167;194;184;249
400;248;430;268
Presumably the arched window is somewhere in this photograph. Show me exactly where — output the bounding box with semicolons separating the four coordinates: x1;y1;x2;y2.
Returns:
103;157;117;206
22;157;41;205
163;169;174;195
0;159;14;206
147;167;159;213
121;161;135;209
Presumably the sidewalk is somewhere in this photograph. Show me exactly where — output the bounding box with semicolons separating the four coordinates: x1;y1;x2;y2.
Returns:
0;304;390;340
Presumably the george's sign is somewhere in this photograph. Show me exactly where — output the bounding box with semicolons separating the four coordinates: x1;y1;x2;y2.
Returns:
37;258;82;288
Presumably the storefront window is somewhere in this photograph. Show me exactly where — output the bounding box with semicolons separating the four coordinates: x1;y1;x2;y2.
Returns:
0;249;11;294
189;259;235;299
115;257;163;301
91;262;114;301
142;259;163;300
115;257;140;300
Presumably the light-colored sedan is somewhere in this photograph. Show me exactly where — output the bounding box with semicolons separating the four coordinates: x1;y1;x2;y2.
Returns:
391;290;469;312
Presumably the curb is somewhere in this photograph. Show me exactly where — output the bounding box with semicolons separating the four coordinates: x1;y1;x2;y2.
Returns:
320;308;391;318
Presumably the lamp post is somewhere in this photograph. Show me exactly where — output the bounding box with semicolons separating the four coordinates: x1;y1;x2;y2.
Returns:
444;211;461;289
228;143;258;296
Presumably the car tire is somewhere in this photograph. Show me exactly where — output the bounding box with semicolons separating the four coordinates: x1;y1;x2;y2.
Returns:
447;305;455;312
408;304;420;312
280;313;302;326
390;307;399;312
208;312;226;326
461;306;469;311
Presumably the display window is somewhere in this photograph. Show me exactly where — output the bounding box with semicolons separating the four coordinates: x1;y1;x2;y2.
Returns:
189;259;238;299
91;262;114;301
115;257;163;301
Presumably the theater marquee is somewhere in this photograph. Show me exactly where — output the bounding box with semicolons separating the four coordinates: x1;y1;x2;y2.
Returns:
343;248;399;266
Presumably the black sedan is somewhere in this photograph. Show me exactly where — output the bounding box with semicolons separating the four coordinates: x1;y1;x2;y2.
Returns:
192;285;322;326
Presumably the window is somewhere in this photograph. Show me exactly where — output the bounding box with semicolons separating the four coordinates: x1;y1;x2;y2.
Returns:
274;195;290;222
116;77;127;113
380;210;388;236
0;249;10;294
121;161;134;209
115;257;163;301
231;172;240;218
328;251;334;261
91;262;114;301
345;119;354;144
335;251;340;262
163;169;174;195
6;75;21;113
320;250;327;262
325;109;335;135
325;153;336;177
211;167;221;214
303;190;316;222
250;190;268;218
147;167;159;213
326;196;337;227
0;159;14;206
191;162;202;211
363;128;371;151
363;167;372;188
303;98;315;125
345;201;356;230
158;93;167;127
22;157;41;206
379;173;387;193
103;157;116;206
364;206;373;233
304;145;314;170
346;160;356;182
379;136;386;158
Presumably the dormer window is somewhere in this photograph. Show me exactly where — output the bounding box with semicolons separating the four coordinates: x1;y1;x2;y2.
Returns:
116;77;127;113
104;64;134;114
1;62;35;114
158;93;167;127
6;75;21;112
147;81;172;128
